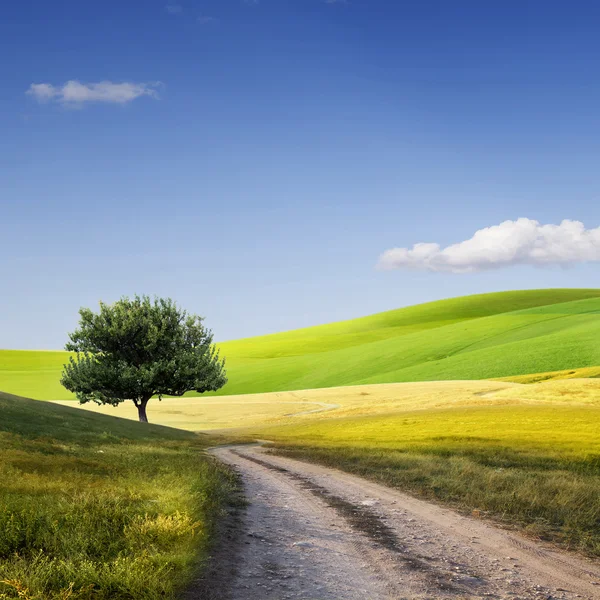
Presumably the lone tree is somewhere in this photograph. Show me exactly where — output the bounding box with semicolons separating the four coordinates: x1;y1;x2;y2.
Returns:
61;295;227;423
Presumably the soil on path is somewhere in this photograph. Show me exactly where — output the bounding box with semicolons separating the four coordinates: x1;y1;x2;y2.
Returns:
208;444;600;600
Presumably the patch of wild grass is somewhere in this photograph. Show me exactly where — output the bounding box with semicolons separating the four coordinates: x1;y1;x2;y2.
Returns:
274;444;600;555
0;393;237;600
264;405;600;557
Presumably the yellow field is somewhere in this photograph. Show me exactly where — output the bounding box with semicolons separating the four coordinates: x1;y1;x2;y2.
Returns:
54;377;600;432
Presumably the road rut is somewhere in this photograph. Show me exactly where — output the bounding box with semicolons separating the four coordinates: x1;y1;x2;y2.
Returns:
209;444;600;600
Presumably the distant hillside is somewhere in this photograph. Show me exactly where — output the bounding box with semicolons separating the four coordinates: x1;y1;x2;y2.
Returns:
2;288;600;400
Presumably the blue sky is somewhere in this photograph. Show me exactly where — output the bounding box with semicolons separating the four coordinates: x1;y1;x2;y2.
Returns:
3;0;600;349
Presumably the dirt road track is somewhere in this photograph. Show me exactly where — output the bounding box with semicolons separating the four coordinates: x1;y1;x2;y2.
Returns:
209;444;600;600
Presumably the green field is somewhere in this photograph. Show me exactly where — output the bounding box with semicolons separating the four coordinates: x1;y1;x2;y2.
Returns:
0;391;237;600
4;288;600;401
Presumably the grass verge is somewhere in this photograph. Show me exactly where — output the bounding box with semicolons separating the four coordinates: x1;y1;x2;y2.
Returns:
252;404;600;557
0;391;239;600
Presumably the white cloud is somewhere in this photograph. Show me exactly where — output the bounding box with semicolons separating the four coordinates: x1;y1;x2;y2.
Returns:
165;4;183;14
26;80;161;107
377;218;600;274
27;83;57;101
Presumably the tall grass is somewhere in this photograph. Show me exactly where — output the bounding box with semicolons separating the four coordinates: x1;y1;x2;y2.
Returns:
0;392;237;600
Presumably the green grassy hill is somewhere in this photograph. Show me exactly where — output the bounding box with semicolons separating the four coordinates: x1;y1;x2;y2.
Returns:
3;288;600;400
0;391;235;600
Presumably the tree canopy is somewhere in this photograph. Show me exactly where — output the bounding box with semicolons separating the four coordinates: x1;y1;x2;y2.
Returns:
61;296;227;422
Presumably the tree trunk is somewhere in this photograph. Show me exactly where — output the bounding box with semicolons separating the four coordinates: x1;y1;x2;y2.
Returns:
137;398;150;423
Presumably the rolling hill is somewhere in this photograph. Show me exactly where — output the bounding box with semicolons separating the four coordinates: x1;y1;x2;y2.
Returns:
3;288;600;400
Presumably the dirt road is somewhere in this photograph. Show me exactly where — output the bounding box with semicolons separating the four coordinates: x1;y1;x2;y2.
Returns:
209;444;600;600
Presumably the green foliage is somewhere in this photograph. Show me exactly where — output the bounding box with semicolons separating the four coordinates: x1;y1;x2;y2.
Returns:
61;296;227;421
3;289;600;401
0;391;237;600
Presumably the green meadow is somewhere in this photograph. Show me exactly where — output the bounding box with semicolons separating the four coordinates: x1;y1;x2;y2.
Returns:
0;351;73;400
0;391;237;600
4;288;600;400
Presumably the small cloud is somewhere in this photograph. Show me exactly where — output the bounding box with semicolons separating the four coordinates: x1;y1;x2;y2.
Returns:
165;4;183;14
377;218;600;274
197;15;217;24
27;83;56;102
243;0;259;4
26;80;162;107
